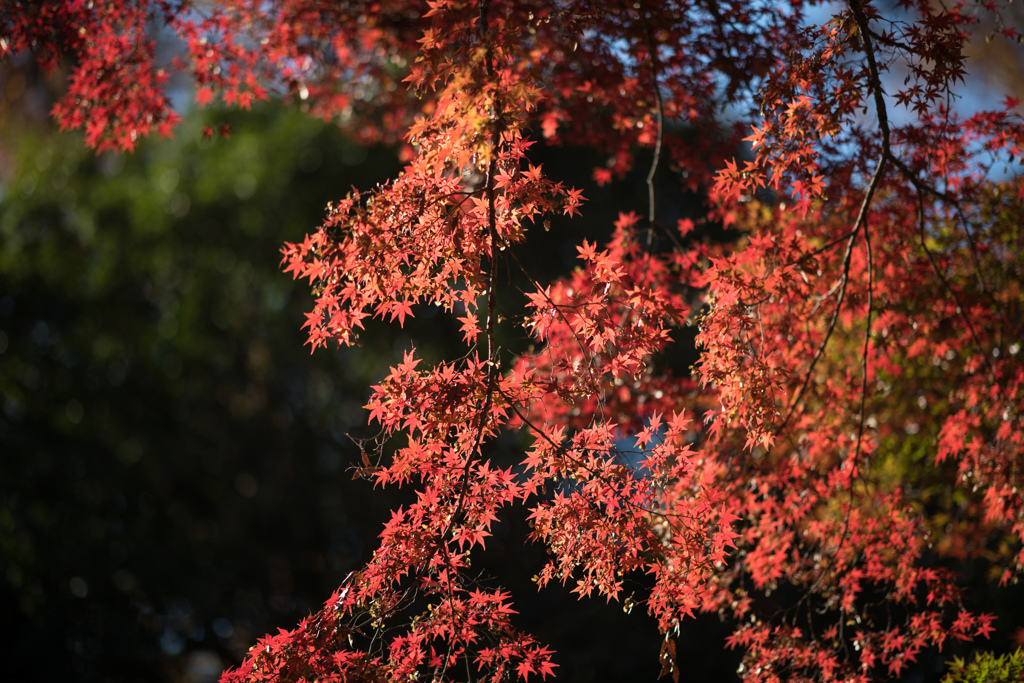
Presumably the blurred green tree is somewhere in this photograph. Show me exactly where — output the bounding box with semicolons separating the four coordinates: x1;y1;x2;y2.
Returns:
0;106;402;682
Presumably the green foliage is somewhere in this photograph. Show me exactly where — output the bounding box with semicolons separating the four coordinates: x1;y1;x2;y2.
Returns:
943;649;1024;683
0;106;401;681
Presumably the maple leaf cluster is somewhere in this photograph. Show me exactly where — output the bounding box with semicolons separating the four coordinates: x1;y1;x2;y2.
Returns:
7;0;1024;680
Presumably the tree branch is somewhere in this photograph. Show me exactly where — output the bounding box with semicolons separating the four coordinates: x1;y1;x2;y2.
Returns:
643;9;665;248
776;0;890;436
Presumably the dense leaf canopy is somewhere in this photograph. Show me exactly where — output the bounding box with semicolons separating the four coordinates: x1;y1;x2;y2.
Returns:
4;0;1024;681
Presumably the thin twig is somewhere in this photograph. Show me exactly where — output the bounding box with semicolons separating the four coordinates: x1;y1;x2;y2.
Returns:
643;10;665;249
911;188;997;380
776;0;890;436
775;184;864;435
437;4;502;678
505;399;690;536
823;192;875;596
786;229;857;268
504;247;607;412
857;207;873;471
888;157;1000;380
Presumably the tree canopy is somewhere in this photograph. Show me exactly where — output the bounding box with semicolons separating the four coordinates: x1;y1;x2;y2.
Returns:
4;0;1024;681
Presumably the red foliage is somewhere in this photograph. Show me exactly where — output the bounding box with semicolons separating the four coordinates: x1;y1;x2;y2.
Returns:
7;0;1024;680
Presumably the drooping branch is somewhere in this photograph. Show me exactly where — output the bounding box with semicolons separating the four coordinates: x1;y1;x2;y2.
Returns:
776;0;891;436
440;0;504;544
